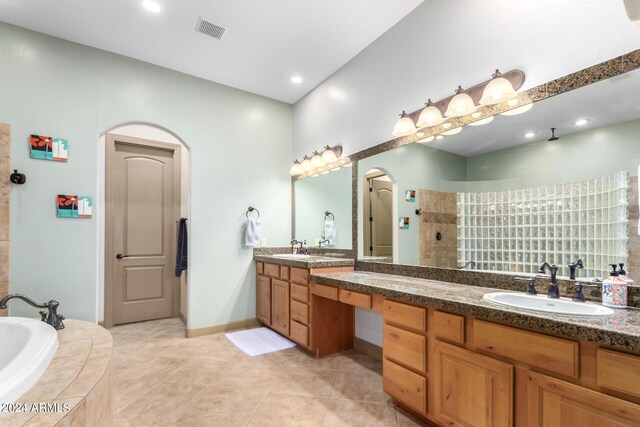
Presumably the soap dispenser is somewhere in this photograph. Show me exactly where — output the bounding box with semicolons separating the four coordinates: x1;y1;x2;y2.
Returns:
602;264;628;309
618;263;634;286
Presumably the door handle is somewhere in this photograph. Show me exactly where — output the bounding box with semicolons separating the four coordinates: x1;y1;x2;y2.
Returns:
116;254;129;259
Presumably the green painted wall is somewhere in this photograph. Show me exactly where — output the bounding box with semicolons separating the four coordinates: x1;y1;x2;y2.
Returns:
0;22;293;327
295;167;352;249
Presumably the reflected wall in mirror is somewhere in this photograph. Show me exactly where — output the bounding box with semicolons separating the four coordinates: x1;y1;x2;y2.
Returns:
294;166;352;249
358;67;640;281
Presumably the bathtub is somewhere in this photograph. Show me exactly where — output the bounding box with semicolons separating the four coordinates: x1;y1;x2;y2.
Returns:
0;317;58;404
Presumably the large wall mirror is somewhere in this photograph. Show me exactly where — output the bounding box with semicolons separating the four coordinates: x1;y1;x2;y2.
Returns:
358;67;640;281
294;166;353;249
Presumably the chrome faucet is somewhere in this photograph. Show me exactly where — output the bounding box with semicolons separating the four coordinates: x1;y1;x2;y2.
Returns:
318;239;330;248
0;294;65;330
539;262;560;298
290;239;308;255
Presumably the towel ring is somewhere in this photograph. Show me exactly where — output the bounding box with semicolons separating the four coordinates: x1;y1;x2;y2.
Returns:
246;206;260;219
325;211;335;220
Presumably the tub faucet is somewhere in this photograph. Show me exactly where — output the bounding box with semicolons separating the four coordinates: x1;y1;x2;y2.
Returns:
538;262;560;299
0;294;65;330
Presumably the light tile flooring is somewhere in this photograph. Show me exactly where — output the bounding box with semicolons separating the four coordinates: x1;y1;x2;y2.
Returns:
111;318;429;427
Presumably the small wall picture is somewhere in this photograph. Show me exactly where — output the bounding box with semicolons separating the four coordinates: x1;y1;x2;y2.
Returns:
30;134;68;162
399;217;410;229
57;195;92;218
405;190;416;202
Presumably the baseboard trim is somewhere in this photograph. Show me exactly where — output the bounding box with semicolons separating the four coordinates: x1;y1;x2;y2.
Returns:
185;318;261;338
354;337;383;361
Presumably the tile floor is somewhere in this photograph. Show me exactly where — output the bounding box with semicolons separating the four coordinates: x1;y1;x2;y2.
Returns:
111;318;429;426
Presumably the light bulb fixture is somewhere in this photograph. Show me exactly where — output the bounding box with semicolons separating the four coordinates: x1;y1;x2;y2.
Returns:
301;156;312;171
500;103;533;116
468;116;494;126
289;160;302;175
311;151;324;168
442;127;462;136
445;86;477;118
321;146;338;163
392;111;417;137
416;99;445;127
416;135;435;144
479;70;518;105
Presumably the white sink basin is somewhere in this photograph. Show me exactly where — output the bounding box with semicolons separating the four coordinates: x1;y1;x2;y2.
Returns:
483;292;615;317
271;254;312;259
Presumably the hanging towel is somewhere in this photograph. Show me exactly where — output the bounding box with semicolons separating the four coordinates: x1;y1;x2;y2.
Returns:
324;220;336;246
245;217;262;247
175;218;188;277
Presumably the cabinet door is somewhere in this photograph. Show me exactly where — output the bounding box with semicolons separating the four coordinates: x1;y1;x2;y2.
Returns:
434;341;513;427
271;279;290;336
256;275;271;325
526;371;640;426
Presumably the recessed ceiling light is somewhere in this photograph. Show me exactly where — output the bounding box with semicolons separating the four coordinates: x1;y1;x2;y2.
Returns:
575;118;589;126
142;0;161;13
291;76;303;84
524;132;536;138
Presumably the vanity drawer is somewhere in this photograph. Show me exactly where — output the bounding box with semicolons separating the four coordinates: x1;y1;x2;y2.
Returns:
339;289;372;309
433;310;465;345
290;321;309;347
383;359;427;415
291;300;309;325
256;262;264;274
383;300;427;332
384;324;427;374
474;320;579;378
290;267;309;285
291;283;309;303
597;349;640;398
263;263;280;278
279;266;290;281
311;283;339;301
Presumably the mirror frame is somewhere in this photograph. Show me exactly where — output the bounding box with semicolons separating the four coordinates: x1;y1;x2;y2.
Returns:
291;49;640;269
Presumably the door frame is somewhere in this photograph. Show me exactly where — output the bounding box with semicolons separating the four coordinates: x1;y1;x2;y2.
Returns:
104;133;182;328
362;169;398;262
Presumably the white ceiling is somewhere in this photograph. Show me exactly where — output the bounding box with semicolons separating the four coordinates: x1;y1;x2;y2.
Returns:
0;0;423;103
424;68;640;157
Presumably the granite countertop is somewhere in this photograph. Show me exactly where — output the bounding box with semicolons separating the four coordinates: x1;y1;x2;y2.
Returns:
309;271;640;353
255;254;355;269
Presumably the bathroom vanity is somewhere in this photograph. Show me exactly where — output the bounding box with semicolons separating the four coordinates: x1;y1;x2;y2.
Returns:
256;256;640;426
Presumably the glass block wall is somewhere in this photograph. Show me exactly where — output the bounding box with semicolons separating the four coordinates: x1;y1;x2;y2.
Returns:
457;171;629;279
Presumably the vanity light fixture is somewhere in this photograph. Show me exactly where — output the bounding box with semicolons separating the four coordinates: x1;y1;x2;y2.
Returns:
416;99;446;127
142;0;162;13
479;70;518;105
321;145;340;163
289;160;302;175
392;111;417;137
311;151;324;168
441;127;463;136
444;86;477;118
300;155;312;172
575;118;589;126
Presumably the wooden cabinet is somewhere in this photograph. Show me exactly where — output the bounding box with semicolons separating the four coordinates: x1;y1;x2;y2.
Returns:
526;371;640;426
256;275;271;325
433;341;513;427
271;279;289;336
384;359;427;415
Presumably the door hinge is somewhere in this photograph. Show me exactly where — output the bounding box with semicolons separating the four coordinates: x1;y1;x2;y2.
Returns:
369;246;373;252
369;187;373;192
369;217;373;222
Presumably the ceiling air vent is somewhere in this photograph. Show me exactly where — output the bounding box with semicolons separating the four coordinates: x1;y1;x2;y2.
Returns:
623;0;640;21
195;17;226;40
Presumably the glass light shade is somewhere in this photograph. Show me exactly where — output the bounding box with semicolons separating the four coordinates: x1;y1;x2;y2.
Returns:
442;127;462;136
468;116;494;126
416;100;445;127
500;103;533;116
321;147;338;163
479;76;517;105
311;152;324;168
289;161;302;175
301;156;312;171
444;88;477;118
416;135;435;144
392;111;417;137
